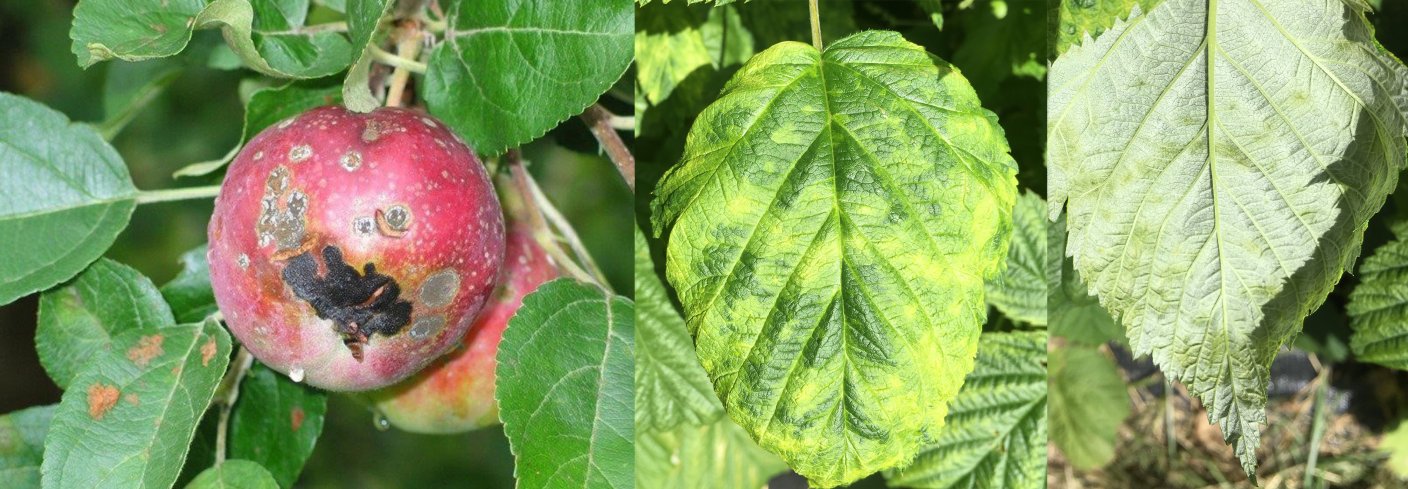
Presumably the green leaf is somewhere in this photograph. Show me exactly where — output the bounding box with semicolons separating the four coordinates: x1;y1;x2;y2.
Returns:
1055;0;1163;55
1048;0;1408;475
635;226;721;430
0;405;54;488
195;0;356;79
41;318;232;488
637;416;786;489
1047;213;1121;345
919;0;945;30
1348;224;1408;370
0;93;137;306
951;0;1046;99
651;31;1018;487
70;0;207;68
37;259;176;389
986;190;1047;326
886;331;1047;489
341;0;394;112
161;245;218;323
173;80;342;177
635;2;716;110
1047;344;1128;470
423;0;633;155
99;58;184;139
496;279;634;489
184;460;279;489
227;363;327;487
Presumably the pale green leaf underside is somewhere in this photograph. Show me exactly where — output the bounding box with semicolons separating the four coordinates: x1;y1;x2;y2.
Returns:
41;318;232;489
635;226;723;431
886;331;1047;489
185;460;279;489
0;92;137;306
1048;0;1408;475
986;190;1047;326
37;258;176;390
423;0;633;156
1347;228;1408;370
1047;345;1129;470
0;405;54;488
652;30;1017;487
496;279;634;489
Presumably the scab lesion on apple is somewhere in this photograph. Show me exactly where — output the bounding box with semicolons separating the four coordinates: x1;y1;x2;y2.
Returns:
281;245;413;361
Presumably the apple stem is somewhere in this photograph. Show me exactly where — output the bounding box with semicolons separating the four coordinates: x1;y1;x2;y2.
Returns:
135;185;221;204
371;45;427;74
214;346;254;465
580;104;635;192
506;152;612;290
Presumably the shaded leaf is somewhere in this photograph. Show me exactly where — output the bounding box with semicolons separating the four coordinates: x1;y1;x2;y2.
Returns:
195;0;356;79
0;93;137;306
70;0;206;67
161;245;218;323
651;30;1017;487
37;259;176;389
423;0;633;155
1047;213;1121;344
0;405;54;489
637;416;786;489
1048;0;1408;474
1047;345;1128;470
184;460;279;489
951;0;1046;99
99;58;184;139
887;331;1047;489
1348;223;1408;370
635;226;720;430
496;279;634;489
41;318;232;488
227;363;327;487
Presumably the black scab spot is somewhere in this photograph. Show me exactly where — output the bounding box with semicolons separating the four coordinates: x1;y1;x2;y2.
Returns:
281;246;413;359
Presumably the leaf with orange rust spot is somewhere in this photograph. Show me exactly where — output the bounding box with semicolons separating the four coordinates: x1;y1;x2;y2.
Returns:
37;258;175;389
42;318;230;489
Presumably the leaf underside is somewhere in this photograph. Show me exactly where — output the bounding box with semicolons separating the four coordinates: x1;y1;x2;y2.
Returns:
652;30;1017;487
1048;0;1408;476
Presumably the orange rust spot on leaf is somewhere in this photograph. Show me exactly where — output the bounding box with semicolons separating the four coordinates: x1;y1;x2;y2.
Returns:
201;338;218;366
126;334;165;367
88;384;119;420
291;408;306;431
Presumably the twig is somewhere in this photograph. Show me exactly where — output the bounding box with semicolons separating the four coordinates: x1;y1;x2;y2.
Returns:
136;185;222;204
214;347;254;464
521;167;610;286
580;104;635;191
385;22;425;108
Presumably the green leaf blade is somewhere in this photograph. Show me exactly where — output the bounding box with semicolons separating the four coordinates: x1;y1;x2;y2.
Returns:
423;0;633;155
986;190;1047;326
0;93;138;305
227;363;327;487
1047;345;1129;470
886;331;1048;489
652;30;1018;487
0;405;55;488
38;258;177;389
40;318;233;489
1348;232;1408;369
70;0;206;67
184;460;279;489
496;279;634;489
1048;0;1408;474
635;226;722;431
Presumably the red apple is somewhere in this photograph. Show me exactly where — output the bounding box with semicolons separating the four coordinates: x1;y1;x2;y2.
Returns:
207;105;505;391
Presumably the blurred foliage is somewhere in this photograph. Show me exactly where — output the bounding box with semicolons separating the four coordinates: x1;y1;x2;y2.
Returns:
0;0;631;486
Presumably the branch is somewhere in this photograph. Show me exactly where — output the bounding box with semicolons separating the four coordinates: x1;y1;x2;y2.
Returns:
580;104;635;192
214;347;254;464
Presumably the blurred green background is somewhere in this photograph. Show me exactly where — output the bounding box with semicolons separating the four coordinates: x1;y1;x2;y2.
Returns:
0;1;633;486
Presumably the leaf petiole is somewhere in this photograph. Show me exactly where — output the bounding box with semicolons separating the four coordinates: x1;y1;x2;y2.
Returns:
135;185;222;204
370;45;427;74
808;0;822;51
214;346;253;465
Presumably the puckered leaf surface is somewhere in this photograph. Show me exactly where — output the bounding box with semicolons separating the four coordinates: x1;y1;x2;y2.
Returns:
1048;0;1408;475
652;30;1017;487
635;226;721;431
1348;223;1408;370
987;190;1047;326
886;331;1047;489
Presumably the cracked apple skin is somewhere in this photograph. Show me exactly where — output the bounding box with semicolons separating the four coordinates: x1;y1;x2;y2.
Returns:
207;105;505;392
368;210;558;433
